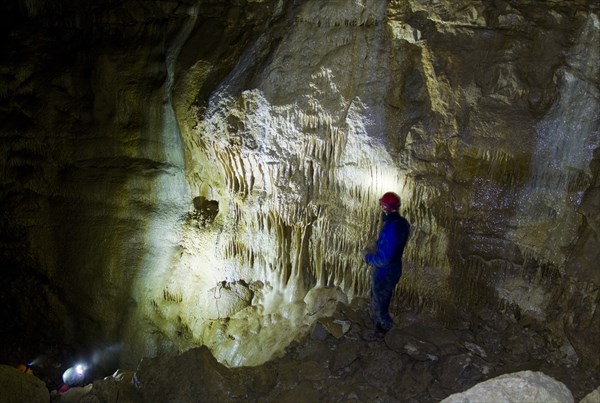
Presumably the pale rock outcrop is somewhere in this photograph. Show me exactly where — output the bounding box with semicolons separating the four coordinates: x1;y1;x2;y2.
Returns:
441;370;574;403
581;386;600;403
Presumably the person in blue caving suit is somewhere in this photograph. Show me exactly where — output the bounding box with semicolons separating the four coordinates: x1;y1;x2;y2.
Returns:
363;191;411;333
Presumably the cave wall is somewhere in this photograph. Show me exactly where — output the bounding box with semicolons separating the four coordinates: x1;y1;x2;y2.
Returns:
1;0;598;368
0;0;196;359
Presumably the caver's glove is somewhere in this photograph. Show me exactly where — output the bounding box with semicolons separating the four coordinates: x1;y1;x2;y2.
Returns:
362;241;377;261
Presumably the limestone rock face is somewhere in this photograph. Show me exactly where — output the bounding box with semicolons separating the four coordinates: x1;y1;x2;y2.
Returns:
1;0;599;368
441;370;574;403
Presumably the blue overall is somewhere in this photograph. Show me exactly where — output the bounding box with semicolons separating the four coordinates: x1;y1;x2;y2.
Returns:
364;211;410;331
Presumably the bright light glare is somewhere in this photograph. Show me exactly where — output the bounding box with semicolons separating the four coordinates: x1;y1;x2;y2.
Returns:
75;364;85;375
352;165;409;200
374;169;406;196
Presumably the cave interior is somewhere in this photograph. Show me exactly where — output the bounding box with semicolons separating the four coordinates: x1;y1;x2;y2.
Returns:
0;0;599;401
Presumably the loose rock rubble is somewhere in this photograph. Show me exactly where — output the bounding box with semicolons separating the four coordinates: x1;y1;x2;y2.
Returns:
31;299;598;402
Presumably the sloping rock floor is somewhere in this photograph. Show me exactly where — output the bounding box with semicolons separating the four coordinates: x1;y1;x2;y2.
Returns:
20;299;600;402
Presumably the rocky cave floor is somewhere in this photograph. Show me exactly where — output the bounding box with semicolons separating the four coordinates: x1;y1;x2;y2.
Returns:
31;298;597;402
245;301;600;403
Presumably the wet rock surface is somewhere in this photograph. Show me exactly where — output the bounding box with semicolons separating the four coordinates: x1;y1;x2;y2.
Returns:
50;301;599;402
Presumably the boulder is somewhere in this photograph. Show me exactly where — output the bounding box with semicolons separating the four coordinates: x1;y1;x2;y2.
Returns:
317;317;351;339
60;384;93;403
0;365;49;403
133;347;259;402
441;370;574;403
580;386;600;403
80;369;140;403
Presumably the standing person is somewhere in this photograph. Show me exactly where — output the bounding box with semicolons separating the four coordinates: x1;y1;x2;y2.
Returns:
363;192;411;333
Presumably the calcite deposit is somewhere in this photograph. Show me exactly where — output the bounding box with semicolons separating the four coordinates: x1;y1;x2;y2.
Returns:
0;0;598;374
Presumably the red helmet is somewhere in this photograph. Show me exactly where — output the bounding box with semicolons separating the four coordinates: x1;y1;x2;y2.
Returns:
379;192;400;211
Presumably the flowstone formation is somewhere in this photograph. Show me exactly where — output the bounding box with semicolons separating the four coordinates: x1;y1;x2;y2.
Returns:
0;0;598;371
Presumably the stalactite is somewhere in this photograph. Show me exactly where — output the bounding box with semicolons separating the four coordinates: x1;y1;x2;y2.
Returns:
163;288;183;303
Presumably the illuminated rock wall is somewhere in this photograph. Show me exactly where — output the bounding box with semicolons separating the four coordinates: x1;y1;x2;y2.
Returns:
1;0;598;367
